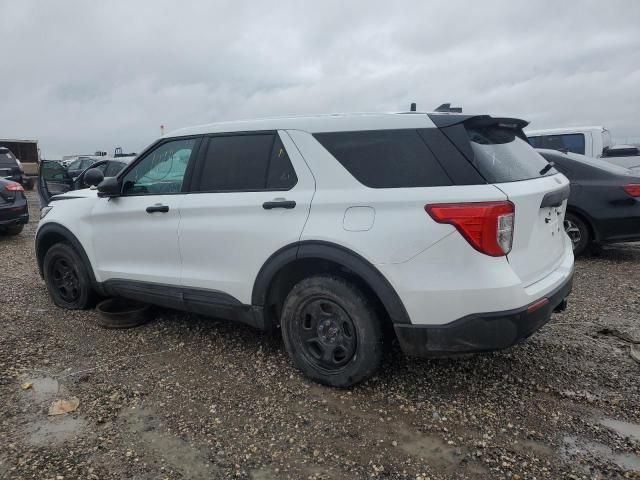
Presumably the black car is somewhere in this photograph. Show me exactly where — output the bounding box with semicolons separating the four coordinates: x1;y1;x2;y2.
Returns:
0;147;24;185
538;149;640;255
66;157;98;179
39;157;134;203
0;178;28;235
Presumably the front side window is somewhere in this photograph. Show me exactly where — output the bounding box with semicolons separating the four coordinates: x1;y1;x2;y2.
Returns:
122;138;196;195
197;133;297;192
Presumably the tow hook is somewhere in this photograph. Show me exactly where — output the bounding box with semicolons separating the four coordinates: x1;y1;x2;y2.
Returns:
554;298;568;313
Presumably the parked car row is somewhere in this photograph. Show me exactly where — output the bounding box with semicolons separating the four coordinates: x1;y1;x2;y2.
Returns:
537;149;640;255
0;177;28;236
39;156;136;203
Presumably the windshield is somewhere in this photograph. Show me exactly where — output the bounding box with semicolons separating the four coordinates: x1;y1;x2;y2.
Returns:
467;126;557;183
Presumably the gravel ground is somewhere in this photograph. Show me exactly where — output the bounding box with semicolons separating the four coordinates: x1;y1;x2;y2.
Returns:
1;190;639;480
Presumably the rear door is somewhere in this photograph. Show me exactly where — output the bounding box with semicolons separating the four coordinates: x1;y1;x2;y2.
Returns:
463;123;570;285
178;131;315;304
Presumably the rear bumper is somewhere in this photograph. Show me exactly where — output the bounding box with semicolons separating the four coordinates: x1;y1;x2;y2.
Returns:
0;205;29;226
394;269;574;357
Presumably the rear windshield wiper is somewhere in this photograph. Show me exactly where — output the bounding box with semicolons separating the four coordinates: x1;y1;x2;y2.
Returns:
539;161;554;176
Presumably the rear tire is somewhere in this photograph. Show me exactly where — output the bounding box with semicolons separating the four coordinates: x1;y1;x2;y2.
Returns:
280;275;383;387
564;213;590;256
3;224;23;236
43;242;96;309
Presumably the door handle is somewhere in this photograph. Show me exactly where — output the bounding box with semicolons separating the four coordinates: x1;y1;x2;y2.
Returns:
262;200;296;210
146;204;170;213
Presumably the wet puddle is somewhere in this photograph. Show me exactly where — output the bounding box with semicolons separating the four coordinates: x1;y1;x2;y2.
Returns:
25;416;87;447
24;376;60;403
120;407;216;479
20;374;87;447
600;418;640;443
563;435;640;472
397;431;461;471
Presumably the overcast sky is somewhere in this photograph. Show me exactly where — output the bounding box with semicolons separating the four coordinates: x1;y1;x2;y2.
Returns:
1;0;639;157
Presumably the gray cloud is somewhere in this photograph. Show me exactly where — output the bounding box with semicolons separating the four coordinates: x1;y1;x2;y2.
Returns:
2;0;639;156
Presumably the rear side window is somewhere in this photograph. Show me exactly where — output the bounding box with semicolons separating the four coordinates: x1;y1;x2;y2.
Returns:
467;126;556;183
198;133;297;192
527;133;585;155
313;130;452;188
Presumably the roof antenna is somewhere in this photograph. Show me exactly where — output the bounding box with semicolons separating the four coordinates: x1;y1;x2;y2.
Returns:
410;102;417;112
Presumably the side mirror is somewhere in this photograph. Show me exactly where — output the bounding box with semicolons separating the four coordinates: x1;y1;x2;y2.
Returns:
83;168;104;187
97;176;121;197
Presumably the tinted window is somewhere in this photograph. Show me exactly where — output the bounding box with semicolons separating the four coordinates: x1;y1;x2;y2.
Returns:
123;138;196;195
67;159;82;171
104;161;126;177
468;126;556;183
267;135;297;189
527;134;585;155
313;129;452;188
527;136;543;148
198;133;296;192
0;151;17;167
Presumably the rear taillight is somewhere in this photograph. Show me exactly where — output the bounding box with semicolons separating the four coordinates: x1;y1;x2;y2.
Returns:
4;182;24;192
623;184;640;197
425;201;515;256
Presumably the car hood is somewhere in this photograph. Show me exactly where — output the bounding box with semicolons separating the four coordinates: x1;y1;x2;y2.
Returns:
50;187;98;201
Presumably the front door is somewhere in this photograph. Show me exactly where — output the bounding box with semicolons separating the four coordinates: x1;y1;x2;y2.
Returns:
90;137;200;286
38;160;74;204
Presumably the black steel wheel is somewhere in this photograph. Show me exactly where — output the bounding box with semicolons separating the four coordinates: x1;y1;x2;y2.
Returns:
295;297;358;370
51;257;81;303
281;275;383;387
43;242;96;309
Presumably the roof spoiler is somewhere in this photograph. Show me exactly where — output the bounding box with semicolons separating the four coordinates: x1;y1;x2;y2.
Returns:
428;114;529;130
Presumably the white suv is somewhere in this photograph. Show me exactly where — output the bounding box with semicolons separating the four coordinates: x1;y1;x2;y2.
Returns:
37;112;574;387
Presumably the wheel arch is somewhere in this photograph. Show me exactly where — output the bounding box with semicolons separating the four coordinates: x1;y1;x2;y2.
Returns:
36;223;99;288
565;206;598;242
252;241;411;330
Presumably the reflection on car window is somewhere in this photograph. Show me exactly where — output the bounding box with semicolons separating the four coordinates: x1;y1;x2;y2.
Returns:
122;139;196;195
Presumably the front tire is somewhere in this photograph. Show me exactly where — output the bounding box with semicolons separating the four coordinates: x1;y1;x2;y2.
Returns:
280;275;383;387
43;242;96;309
564;213;590;256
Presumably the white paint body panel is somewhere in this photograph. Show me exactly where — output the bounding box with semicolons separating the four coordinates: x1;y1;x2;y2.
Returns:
38;112;574;331
178;132;315;303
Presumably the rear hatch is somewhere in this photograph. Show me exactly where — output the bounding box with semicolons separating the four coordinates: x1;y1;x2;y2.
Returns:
433;115;570;286
0;149;20;178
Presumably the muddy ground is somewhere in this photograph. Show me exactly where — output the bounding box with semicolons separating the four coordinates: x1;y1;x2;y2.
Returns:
0;190;639;479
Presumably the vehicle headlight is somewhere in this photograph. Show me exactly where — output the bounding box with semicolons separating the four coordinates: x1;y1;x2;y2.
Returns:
40;206;53;219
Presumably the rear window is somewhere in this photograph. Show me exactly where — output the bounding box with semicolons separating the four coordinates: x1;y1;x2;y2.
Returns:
527;133;586;155
313;130;452;188
467;127;556;183
0;152;17;167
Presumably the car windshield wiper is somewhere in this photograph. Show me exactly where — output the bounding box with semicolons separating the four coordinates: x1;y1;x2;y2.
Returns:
539;161;555;175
